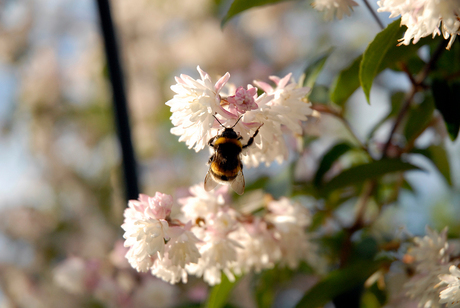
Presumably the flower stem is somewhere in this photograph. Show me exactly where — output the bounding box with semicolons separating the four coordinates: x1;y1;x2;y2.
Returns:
361;0;385;30
382;39;447;158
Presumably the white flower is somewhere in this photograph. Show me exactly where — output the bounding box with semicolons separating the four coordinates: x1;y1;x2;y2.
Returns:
151;253;190;284
230;218;281;274
266;197;311;228
186;210;243;285
438;265;460;307
240;74;312;167
408;227;449;272
312;0;358;21
166;224;201;268
403;227;452;308
166;66;233;152
167;68;312;169
122;193;173;272
377;0;460;49
405;266;450;308
179;184;229;221
265;198;314;269
124;219;169;272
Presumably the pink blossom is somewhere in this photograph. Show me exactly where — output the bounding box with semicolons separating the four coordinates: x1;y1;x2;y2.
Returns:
227;86;258;113
129;192;173;219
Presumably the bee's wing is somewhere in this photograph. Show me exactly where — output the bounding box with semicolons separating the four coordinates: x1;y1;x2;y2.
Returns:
231;170;245;195
204;169;219;192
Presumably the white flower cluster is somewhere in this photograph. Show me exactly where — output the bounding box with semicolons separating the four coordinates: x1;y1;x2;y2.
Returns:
403;227;460;308
312;0;358;21
166;66;313;168
122;187;317;285
122;193;200;283
378;0;460;49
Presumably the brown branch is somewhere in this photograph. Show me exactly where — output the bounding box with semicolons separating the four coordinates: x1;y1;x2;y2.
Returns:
339;181;377;267
381;39;447;158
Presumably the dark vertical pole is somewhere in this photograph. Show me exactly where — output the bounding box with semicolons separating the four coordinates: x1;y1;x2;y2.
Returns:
96;0;140;201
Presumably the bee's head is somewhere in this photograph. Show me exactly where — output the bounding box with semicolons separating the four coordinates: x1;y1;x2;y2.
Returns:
221;127;238;139
213;115;242;139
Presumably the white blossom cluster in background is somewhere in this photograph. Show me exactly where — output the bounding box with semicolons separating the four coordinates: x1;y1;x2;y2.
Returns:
166;66;313;168
402;227;460;308
310;0;460;49
312;0;358;21
378;0;460;49
122;186;317;285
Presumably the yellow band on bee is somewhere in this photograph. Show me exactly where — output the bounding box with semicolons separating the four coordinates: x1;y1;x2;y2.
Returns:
214;137;242;147
210;163;240;178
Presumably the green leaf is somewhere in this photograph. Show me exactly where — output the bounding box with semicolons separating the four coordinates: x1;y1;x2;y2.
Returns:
314;142;354;187
205;274;240;308
379;35;431;70
309;85;330;104
361;291;381;308
254;266;298;308
320;159;421;196
332;22;430;107
360;19;402;103
404;95;435;142
303;49;334;89
430;36;460;79
431;79;460;140
330;55;362;106
221;0;291;26
413;145;452;186
295;260;384;308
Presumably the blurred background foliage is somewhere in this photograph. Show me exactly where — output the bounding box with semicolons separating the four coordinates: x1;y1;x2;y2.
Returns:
0;0;459;307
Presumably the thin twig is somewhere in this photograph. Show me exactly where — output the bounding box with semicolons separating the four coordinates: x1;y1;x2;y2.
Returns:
339;180;376;267
399;62;418;88
361;0;385;30
353;181;377;227
381;87;416;156
381;39;447;158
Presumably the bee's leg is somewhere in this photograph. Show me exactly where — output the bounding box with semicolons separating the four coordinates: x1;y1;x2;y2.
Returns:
242;124;264;149
208;135;218;148
208;154;215;164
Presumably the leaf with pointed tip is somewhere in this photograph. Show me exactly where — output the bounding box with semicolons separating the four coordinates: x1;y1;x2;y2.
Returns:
330;55;362;106
333;22;430;106
413;146;452;186
360;19;402;103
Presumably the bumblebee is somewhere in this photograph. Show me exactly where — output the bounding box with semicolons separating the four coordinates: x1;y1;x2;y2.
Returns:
204;116;263;195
